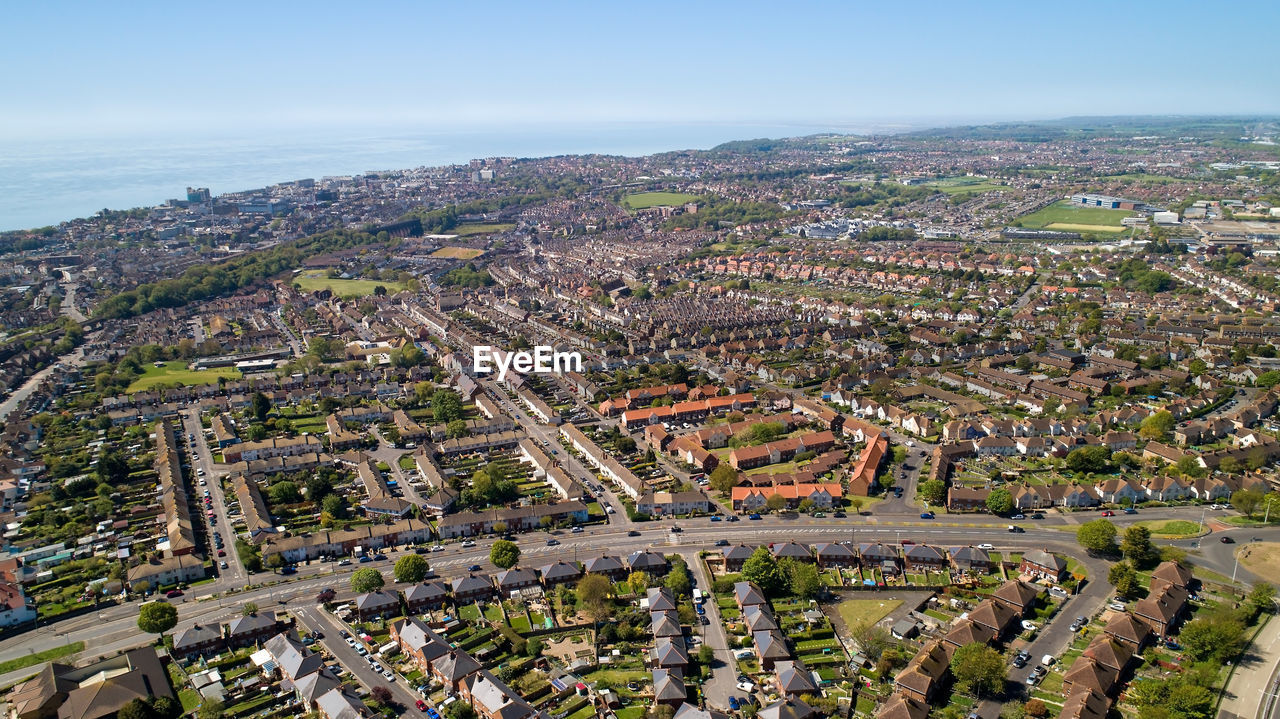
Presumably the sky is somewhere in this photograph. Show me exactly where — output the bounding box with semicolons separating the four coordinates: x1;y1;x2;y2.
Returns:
2;0;1279;140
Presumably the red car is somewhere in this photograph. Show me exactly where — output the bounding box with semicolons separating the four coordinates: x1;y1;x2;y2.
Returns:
217;549;226;557
1101;510;1115;517
416;700;429;712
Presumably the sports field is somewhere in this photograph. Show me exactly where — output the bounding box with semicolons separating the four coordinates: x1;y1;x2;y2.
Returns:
449;223;515;237
127;361;242;393
293;269;407;298
1017;200;1135;234
623;191;699;210
431;247;486;260
923;177;1010;195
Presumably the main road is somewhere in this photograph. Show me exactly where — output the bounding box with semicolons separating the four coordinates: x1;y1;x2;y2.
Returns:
0;512;1267;687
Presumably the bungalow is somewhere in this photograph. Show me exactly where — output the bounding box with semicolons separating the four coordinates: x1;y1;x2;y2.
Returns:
1020;549;1067;582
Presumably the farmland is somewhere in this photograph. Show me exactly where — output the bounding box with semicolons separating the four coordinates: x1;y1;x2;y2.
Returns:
623;191;699;210
127;361;242;393
292;269;407;298
1016;200;1136;233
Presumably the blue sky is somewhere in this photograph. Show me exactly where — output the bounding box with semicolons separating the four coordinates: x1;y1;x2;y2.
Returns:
3;0;1278;139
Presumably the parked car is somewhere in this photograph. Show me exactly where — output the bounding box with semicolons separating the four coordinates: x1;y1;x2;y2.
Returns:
462;540;477;548
416;700;429;712
1123;507;1138;514
920;512;935;519
715;539;730;546
736;681;755;693
1107;601;1126;612
748;513;762;520
977;543;995;550
468;565;482;572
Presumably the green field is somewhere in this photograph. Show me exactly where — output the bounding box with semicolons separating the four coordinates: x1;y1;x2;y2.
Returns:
623;192;699;210
293;270;407;298
0;642;84;675
836;598;902;629
127;361;242;393
1017;200;1136;233
447;223;515;237
923;177;1012;195
1134;519;1203;537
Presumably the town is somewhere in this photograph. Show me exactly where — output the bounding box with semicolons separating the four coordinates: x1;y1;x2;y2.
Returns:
0;115;1279;719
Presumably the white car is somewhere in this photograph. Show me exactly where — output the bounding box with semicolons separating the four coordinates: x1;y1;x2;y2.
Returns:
1021;620;1038;631
1210;503;1225;510
977;543;995;550
382;670;394;680
736;681;755;693
1107;601;1126;612
461;540;476;548
432;545;445;552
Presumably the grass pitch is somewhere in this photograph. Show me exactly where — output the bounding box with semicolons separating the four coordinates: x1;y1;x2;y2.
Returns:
127;361;242;393
623;191;699;210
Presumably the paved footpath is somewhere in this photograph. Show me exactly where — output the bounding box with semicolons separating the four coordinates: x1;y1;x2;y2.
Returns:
1221;614;1280;719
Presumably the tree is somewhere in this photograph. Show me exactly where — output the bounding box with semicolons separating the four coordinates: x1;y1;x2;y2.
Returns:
250;391;272;422
350;568;385;594
1024;699;1048;719
741;547;786;595
1065;445;1111;474
849;621;892;659
444;703;477;719
698;644;714;664
118;699;155;719
1249;582;1277;615
1232;489;1264;518
1108;561;1140;599
665;558;692;598
370;686;393;706
265;553;285;571
576;574;612;621
1174;455;1206;479
268;480;300;505
1139;411;1175;442
137;601;177;637
786;561;821;599
317;588;337;605
951;642;1005;698
431;389;463;423
766;493;787;513
394;554;431;583
709;464;739;494
242;602;258;616
307;473;334;505
490;539;520;569
195;701;225;719
1181;612;1246;662
919;479;947;505
1075;517;1117;553
446;419;469;439
986;488;1014;516
1121;525;1158;569
851;497;865;514
628;571;651;595
321;492;348;520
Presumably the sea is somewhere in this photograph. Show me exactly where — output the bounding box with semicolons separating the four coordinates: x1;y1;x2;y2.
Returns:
0;121;905;232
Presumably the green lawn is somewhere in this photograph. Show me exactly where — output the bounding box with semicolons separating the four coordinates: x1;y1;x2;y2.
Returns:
1135;519;1203;537
127;361;242;393
922;177;1012;195
623;192;698;210
836;598;902;629
293;269;407;298
1016;200;1136;233
0;642;84;674
447;223;515;237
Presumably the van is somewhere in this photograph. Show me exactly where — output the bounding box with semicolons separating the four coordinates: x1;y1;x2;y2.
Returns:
1041;655;1056;667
